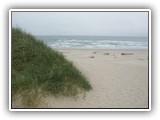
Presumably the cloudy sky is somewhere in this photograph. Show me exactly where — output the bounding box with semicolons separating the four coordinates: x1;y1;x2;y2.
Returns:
12;11;148;36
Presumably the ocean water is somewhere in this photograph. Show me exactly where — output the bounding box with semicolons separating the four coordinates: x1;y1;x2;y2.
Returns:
35;36;148;49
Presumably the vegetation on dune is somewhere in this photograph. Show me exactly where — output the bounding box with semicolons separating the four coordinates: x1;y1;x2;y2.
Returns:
12;27;92;107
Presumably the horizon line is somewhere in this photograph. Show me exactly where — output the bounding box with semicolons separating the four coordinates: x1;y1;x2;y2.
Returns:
34;35;148;37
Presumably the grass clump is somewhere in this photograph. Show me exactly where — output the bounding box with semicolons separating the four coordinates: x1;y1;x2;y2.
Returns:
12;27;92;107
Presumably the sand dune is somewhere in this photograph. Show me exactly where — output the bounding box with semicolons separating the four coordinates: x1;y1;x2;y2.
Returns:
43;49;148;108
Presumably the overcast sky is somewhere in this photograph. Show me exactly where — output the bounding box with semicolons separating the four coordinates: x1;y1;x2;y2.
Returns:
12;12;148;36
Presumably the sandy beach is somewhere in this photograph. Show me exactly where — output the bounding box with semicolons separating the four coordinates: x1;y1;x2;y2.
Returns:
41;48;148;108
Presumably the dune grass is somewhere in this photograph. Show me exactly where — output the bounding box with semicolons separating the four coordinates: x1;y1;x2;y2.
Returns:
11;27;92;107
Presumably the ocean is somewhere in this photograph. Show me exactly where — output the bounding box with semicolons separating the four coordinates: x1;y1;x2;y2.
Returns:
35;36;148;49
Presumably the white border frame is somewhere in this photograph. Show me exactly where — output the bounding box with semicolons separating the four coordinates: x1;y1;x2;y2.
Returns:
9;9;151;111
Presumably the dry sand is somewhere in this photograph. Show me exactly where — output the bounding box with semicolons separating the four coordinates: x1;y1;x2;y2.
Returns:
43;49;148;108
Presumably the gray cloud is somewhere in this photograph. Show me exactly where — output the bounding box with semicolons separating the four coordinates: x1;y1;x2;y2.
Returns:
12;11;148;36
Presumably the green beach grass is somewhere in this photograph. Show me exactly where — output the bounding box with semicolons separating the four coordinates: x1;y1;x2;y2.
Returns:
12;28;92;107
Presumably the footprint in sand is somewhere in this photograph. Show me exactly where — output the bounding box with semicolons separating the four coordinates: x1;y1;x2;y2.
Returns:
104;53;110;55
90;56;94;58
121;53;134;55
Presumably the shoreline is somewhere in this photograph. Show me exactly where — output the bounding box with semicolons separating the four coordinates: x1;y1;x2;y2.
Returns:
53;47;148;51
